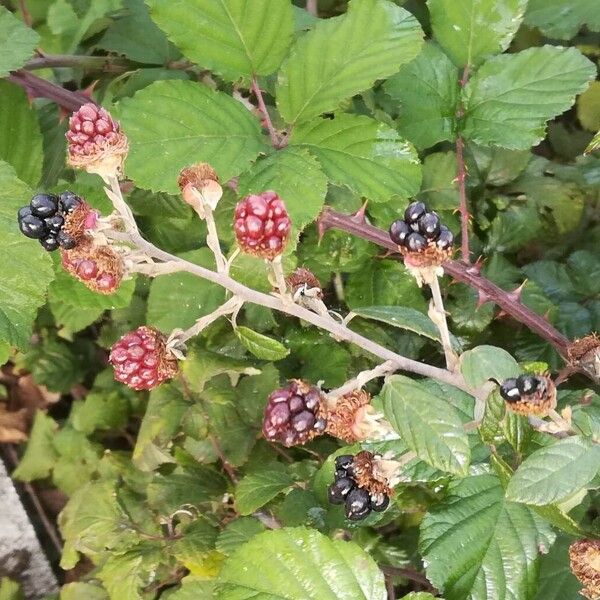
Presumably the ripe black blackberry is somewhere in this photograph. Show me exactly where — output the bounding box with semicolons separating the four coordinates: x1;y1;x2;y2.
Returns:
17;191;83;252
262;380;327;447
327;453;391;521
389;201;454;266
498;374;556;416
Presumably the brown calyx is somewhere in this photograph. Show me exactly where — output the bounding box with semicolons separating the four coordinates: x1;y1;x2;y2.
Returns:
325;390;371;443
352;450;393;497
567;334;600;382
286;267;322;298
569;539;600;600
400;241;454;269
178;163;219;191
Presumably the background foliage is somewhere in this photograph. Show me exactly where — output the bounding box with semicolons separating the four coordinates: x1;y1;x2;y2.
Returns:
0;0;599;599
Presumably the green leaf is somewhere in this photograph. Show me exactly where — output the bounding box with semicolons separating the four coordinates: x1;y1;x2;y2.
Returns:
463;46;596;150
460;345;520;389
116;79;268;193
419;151;460;209
145;0;294;81
0;162;54;352
381;375;470;475
12;411;58;482
384;43;459;150
506;436;600;506
235;463;294;515
60;582;109;600
420;474;555;600
235;326;289;361
534;535;582;600
0;6;39;77
147;249;225;331
525;0;600;40
98;0;178;64
0;82;42;187
351;305;460;349
291;113;421;202
0;579;23;600
58;480;138;568
276;0;423;124
428;0;527;68
71;391;130;434
216;517;266;555
237;147;328;244
400;595;437;600
218;527;387;599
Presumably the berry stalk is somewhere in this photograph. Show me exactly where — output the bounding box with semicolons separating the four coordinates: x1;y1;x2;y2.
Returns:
318;207;571;359
251;77;281;148
428;275;459;372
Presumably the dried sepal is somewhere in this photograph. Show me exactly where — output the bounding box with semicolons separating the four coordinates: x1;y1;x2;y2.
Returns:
504;375;557;417
569;539;600;600
568;334;600;383
178;163;223;215
352;451;396;497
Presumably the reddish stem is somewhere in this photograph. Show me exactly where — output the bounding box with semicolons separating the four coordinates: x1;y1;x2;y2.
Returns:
456;65;471;264
19;0;32;26
8;70;91;111
251;76;280;148
318;208;571;358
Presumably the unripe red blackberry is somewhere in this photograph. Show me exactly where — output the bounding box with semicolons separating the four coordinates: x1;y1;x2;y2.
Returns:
61;241;123;294
233;191;291;260
109;326;178;390
66;103;128;176
262;380;327;447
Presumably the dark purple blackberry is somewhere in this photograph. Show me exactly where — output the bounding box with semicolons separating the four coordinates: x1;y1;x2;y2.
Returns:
40;235;59;251
335;455;354;472
262;380;326;447
30;193;59;218
45;214;64;233
499;378;520;402
59;191;82;213
18;206;31;219
389;220;411;246
345;488;371;520
328;477;356;505
418;212;441;239
406;232;427;252
19;214;47;239
517;375;539;395
370;493;390;512
404;201;426;223
436;226;454;250
57;230;77;250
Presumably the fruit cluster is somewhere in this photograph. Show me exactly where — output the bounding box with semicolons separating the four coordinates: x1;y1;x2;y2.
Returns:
234;191;291;260
109;326;178;390
262;380;327;447
389;201;453;256
328;454;390;521
17;192;81;251
499;374;556;415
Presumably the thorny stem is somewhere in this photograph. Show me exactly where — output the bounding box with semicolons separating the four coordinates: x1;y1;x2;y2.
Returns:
24;54;131;72
327;360;398;400
428;275;459;371
456;65;471;263
270;255;289;298
251;76;281;148
19;0;32;26
203;203;228;272
104;175;138;234
318;208;572;359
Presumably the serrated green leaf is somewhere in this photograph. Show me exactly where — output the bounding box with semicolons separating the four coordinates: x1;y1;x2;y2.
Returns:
235;326;289;361
60;582;109;600
98;0;177;64
145;0;293;80
534;535;582;600
218;527;387;599
0;6;39;77
351;305;460;349
116;79;268;193
428;0;527;68
420;474;555;600
462;46;596;150
50;301;104;333
147;249;225;331
235;463;294;515
0;82;42;187
291;113;421;201
237;147;328;244
71;391;130;434
276;0;423;124
384;43;459;150
381;375;470;475
12;411;58;482
506;436;600;506
215;517;266;555
419;151;461;209
58;480;138;568
524;0;600;40
460;345;520;388
0;162;53;352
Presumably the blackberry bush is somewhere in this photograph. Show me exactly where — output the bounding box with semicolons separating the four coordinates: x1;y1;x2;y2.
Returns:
1;2;599;600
